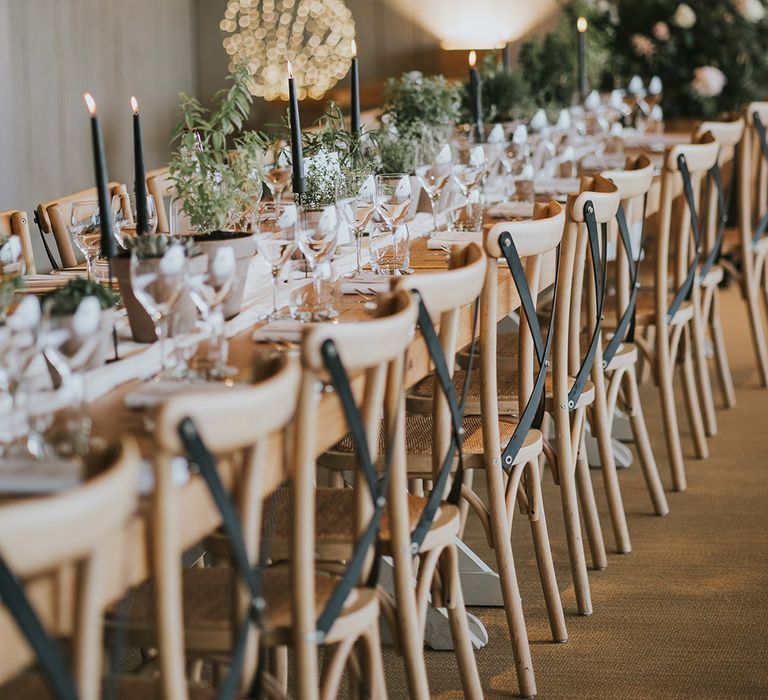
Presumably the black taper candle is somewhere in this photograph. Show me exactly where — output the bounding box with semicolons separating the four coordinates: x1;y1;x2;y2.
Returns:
468;51;484;143
83;93;116;259
577;17;588;101
287;61;306;196
131;97;149;235
350;39;361;134
502;43;511;72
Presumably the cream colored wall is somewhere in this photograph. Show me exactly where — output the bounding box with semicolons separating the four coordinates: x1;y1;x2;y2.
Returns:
0;0;199;268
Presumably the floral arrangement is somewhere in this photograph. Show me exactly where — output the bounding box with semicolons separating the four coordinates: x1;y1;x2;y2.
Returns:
299;103;373;207
377;71;461;172
587;0;768;117
169;64;268;235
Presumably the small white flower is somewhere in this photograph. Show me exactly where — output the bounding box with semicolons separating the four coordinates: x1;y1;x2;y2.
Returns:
734;0;766;22
673;3;697;28
691;66;727;97
652;21;670;41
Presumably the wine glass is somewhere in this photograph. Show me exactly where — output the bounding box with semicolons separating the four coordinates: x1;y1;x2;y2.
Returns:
375;174;413;228
112;194;158;248
130;245;186;379
451;144;486;197
295;206;339;320
264;164;292;205
336;175;375;277
416;144;453;232
189;245;238;378
253;201;298;320
69;201;102;278
40;295;103;459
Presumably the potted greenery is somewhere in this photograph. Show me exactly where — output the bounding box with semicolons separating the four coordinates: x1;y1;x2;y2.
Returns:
168;64;267;318
114;234;204;343
42;278;119;369
376;71;462;218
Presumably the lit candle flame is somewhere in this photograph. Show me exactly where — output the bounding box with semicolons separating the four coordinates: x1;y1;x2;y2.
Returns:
130;96;139;114
351;39;357;58
287;60;293;79
83;92;97;115
577;16;588;33
468;50;477;68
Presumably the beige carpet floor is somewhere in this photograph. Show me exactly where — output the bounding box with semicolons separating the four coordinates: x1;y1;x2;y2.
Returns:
387;284;768;698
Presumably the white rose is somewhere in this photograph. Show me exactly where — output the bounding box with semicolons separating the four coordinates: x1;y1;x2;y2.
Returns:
673;3;697;28
691;66;727;98
734;0;766;22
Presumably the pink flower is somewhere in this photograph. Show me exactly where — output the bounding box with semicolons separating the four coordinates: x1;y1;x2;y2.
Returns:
631;34;655;57
691;66;727;97
652;21;670;40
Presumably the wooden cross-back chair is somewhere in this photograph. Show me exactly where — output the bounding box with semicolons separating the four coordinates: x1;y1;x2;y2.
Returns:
146;167;174;233
738;102;768;388
0;438;172;700
311;249;487;699
600;156;669;517
35;182;125;269
692;116;745;421
0;209;35;274
633;136;720;492
399;209;570;695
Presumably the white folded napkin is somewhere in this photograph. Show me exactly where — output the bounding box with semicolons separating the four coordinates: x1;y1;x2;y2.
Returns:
340;272;390;295
427;231;483;249
584;90;601;111
252;320;305;344
555;109;571;130
487;123;506;143
530;109;549;131
487;201;535;219
512;124;528;144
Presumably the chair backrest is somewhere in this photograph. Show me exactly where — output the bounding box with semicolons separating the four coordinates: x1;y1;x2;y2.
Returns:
657;136;720;321
0;438;141;699
694;116;745;272
155;355;301;690
481;202;565;463
146;167;174;233
739;102;768;251
0;209;36;273
36;183;126;268
294;289;417;692
601;155;655;324
393;242;486;477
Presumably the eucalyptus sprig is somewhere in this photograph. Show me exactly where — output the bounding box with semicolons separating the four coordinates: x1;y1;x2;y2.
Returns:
169;64;269;234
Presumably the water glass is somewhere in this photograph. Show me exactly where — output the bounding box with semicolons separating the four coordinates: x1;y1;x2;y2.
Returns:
69;201;102;278
445;186;483;232
369;223;411;275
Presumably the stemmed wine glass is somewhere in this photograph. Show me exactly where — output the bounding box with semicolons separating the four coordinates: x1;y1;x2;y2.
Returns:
375;174;413;228
253;201;298;320
264;148;292;205
130;244;186;379
336;175;375;277
295;206;339;321
189;246;238;378
416;145;453;232
113;194;158;248
69;201;102;279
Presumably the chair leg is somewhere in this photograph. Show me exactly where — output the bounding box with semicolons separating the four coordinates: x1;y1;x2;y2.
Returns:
361;622;388;700
553;406;593;615
487;462;537;696
575;431;608;569
269;646;289;694
655;328;687;492
709;290;736;409
524;459;567;642
681;325;709;459
590;365;631;553
691;290;718;436
320;636;357;700
441;544;483;700
623;365;669;516
744;277;768;387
